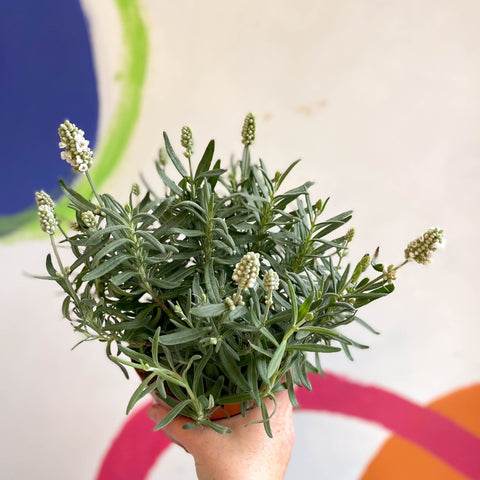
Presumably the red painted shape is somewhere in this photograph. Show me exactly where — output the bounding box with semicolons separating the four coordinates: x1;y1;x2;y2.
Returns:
96;373;480;480
96;403;170;480
297;373;480;480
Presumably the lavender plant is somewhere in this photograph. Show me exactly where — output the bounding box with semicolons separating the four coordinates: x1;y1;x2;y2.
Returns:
36;115;444;436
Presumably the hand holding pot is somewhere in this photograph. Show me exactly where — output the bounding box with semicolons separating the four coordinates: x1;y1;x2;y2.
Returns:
148;390;295;480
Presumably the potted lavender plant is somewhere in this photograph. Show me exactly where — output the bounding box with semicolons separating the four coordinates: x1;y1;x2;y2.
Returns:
36;114;444;435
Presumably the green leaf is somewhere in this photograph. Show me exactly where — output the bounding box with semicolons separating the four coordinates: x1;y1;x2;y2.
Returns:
155;164;183;196
202;419;231;434
275;159;301;189
82;254;133;281
260;397;273;438
298;325;367;347
126;372;156;414
135;231;167;253
267;339;287;379
190;303;227;317
217;392;252;404
218;344;250;392
208;159;223;189
153;399;191;430
287;343;341;353
59;179;96;211
204;262;221;303
297;291;315;322
285;370;298;407
286;278;298;324
110;271;139;286
195;140;215;179
196;169;227;179
163;132;188;177
159;327;211;346
93;238;133;264
151;326;162;366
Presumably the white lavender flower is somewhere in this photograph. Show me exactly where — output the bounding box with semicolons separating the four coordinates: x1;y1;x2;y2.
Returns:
405;227;445;265
35;190;55;210
37;204;56;235
382;264;396;284
232;252;260;290
263;269;280;292
81;211;97;230
58;120;93;173
241;113;255;146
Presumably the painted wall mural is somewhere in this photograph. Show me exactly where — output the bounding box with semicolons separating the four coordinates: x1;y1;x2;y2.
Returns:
0;0;147;238
1;1;479;479
97;374;480;480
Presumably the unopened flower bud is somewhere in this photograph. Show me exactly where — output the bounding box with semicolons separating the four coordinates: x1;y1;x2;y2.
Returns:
131;183;140;196
404;227;445;265
263;269;280;292
345;228;355;243
225;297;236;311
241;113;255;146
181;126;194;158
37;204;57;235
232;252;260;290
382;265;397;284
158;147;168;167
81;211;97;230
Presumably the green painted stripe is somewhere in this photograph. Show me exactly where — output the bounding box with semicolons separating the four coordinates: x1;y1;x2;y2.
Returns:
0;0;148;241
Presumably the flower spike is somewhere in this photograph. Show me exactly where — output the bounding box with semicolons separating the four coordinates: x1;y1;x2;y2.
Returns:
241;113;255;146
58;120;93;173
232;252;260;290
405;227;445;265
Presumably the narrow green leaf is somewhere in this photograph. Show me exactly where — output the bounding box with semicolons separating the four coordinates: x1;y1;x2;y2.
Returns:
194;139;215;179
155;164;183;195
159;327;211;346
275;159;301;189
153;399;191;430
219;344;250;392
189;303;227;317
287;278;298;324
217;392;252;404
151;326;161;366
204;262;221;303
285;370;298;407
59;179;96;210
267;339;287;378
163;132;188;177
126;372;156;414
287;344;341;353
82;254;133;281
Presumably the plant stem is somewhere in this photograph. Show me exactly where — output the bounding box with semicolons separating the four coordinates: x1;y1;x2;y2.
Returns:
356;260;409;293
85;170;103;206
50;234;81;307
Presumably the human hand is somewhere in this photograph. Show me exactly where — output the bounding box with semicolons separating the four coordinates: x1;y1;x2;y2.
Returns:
147;390;295;480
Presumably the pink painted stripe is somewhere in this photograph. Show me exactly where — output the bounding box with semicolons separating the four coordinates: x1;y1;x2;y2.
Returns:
297;373;480;480
96;403;170;480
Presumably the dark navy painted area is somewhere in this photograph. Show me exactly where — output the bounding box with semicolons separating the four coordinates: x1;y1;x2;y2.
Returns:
0;0;98;214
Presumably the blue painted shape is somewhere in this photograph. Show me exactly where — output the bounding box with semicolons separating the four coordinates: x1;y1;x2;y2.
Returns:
0;0;98;214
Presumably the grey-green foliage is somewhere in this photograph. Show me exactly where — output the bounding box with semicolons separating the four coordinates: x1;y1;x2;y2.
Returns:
44;122;399;436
